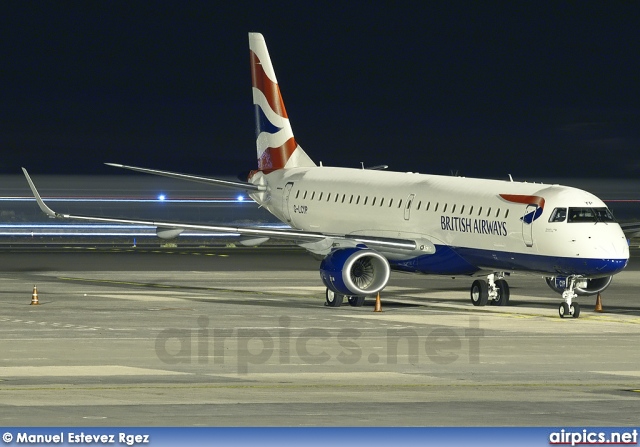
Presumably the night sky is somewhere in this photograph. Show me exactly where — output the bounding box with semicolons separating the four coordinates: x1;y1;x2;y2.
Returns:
2;2;639;179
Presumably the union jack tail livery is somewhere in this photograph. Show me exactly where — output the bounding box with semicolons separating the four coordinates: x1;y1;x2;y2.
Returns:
249;32;315;172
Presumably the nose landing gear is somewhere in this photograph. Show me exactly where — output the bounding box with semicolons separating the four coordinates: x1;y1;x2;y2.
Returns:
558;277;581;318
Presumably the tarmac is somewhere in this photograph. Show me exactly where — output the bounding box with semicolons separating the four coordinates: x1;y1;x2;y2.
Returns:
1;245;640;426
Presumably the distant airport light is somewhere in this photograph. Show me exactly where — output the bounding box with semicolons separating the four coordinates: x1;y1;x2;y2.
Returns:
237;195;244;202
158;194;166;201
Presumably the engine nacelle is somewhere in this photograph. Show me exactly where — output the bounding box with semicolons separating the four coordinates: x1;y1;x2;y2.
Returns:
156;228;184;240
545;276;613;296
320;247;390;296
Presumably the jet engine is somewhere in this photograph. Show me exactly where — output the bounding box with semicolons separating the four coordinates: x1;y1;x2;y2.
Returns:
545;276;613;296
320;247;390;296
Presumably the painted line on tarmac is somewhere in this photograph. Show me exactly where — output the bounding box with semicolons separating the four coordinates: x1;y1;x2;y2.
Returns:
56;276;319;299
0;365;189;377
1;316;115;332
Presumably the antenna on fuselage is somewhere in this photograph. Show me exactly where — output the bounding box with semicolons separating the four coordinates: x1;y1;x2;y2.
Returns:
360;163;389;170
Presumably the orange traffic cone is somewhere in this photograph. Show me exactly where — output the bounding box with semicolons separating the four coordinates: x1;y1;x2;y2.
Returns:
594;292;603;312
30;285;40;305
373;292;382;312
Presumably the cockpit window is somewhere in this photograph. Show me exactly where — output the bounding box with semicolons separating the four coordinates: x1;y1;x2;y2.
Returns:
549;208;567;223
567;207;616;223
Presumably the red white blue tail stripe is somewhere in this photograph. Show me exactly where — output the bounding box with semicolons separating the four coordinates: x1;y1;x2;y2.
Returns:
249;33;315;172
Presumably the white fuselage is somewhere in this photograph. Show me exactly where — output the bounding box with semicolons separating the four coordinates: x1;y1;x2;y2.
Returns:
250;166;629;277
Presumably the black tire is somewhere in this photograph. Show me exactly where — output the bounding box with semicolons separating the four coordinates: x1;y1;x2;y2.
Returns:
325;288;344;307
491;279;510;306
470;280;489;306
570;302;581;318
559;302;570;318
347;296;366;307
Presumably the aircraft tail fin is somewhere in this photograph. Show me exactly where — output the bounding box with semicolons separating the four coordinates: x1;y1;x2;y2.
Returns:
249;32;315;172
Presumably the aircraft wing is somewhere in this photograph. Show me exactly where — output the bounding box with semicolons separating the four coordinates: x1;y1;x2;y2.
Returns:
620;222;640;239
22;168;422;254
104;163;266;191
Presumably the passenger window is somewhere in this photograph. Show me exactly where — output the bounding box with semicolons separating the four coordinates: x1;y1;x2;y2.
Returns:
398;199;403;208
496;208;500;218
434;203;439;211
426;201;430;211
380;198;385;206
469;206;473;215
487;208;491;217
372;197;376;206
443;204;447;213
452;204;456;213
389;199;393;207
364;196;368;205
295;190;300;199
356;195;360;205
318;192;323;201
505;209;509;218
303;191;308;199
478;207;482;216
460;205;464;214
310;191;315;200
326;193;331;202
416;201;421;210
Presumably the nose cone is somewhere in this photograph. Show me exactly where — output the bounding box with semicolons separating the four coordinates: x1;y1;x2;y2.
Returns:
596;257;628;275
599;232;629;258
567;225;630;277
594;225;629;275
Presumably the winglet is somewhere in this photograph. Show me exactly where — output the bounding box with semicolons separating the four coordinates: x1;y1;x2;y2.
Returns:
21;168;60;218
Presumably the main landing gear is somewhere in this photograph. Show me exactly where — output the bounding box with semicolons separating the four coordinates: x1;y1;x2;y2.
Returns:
558;277;581;319
325;288;365;307
470;273;510;307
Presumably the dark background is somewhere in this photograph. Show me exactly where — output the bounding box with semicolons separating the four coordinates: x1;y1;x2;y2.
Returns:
2;2;639;179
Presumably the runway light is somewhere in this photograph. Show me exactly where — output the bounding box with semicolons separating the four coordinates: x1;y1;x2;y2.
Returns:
158;194;166;201
237;195;244;202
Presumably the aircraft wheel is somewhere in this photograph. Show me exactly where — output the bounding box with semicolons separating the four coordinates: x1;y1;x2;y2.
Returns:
347;296;366;307
470;280;489;306
559;302;570;318
325;288;344;307
570;302;581;318
492;279;510;306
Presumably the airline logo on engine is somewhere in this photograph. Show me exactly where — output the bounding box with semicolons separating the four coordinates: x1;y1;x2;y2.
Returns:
441;216;508;236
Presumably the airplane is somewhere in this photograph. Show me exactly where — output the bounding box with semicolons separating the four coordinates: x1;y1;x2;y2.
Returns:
22;32;630;318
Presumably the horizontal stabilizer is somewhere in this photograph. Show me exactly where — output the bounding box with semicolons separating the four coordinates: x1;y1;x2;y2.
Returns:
105;163;266;191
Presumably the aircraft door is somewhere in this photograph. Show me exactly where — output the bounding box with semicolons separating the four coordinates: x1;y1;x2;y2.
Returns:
404;194;415;220
522;204;536;247
282;182;294;223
